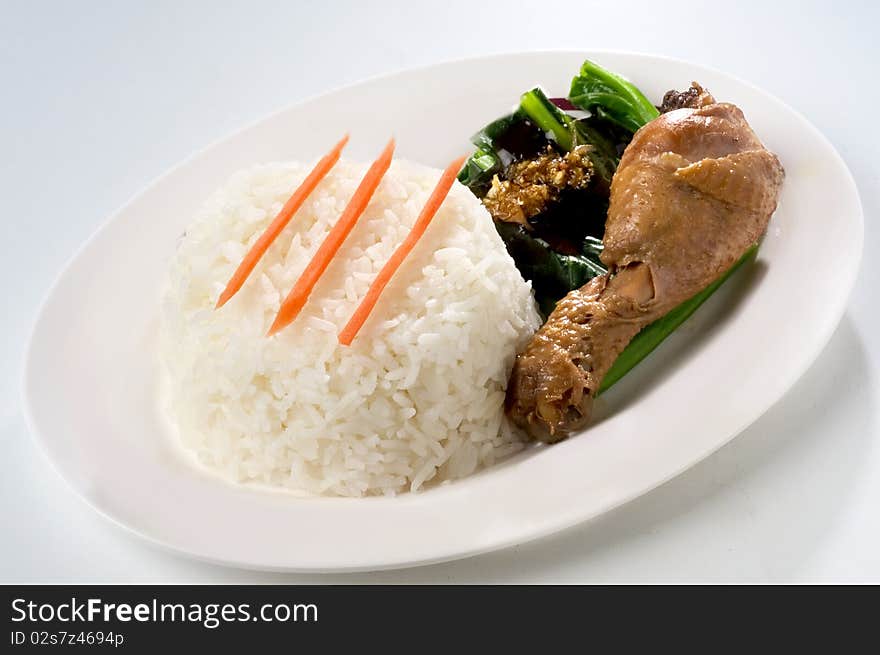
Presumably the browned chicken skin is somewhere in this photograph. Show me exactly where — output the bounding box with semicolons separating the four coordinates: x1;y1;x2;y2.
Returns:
505;87;785;442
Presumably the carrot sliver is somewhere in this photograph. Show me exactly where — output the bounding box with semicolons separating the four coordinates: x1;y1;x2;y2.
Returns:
338;155;466;346
215;135;349;309
267;138;396;336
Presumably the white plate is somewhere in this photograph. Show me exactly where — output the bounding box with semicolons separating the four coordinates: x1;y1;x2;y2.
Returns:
23;51;863;572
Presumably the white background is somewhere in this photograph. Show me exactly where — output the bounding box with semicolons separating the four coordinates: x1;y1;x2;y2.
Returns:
2;0;877;583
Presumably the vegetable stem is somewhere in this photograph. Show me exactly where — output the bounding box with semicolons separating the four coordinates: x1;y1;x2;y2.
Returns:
519;88;572;151
598;245;758;395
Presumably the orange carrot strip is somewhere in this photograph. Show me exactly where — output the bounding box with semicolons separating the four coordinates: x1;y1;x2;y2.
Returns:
338;155;466;346
215;135;350;309
267;138;396;336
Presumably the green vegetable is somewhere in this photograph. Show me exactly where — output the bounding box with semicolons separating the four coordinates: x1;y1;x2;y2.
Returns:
471;112;522;151
495;222;606;318
571;116;627;191
598;245;758;395
569;59;660;133
457;146;500;193
457;111;543;195
519;88;572;150
457;113;521;193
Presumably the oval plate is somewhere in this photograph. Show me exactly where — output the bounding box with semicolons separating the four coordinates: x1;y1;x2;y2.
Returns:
23;52;863;572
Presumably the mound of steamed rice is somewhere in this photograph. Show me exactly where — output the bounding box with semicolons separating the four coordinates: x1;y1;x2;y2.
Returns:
159;157;541;497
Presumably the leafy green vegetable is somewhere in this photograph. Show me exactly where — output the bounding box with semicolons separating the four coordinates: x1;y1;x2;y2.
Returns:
569;59;659;133
457;146;500;194
457;110;550;195
571;116;629;192
457;113;518;194
459;59;657;195
495;222;606;318
455;65;643;315
471;112;522;151
519;88;572;150
598;245;758;395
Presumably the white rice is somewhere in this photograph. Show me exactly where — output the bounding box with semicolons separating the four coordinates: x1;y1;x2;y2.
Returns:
159;158;541;497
